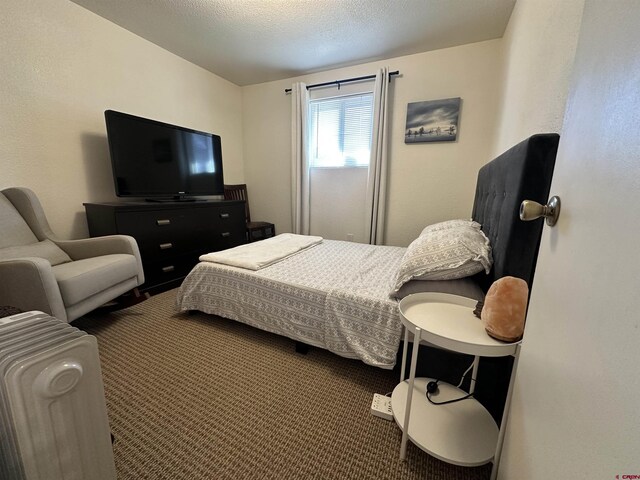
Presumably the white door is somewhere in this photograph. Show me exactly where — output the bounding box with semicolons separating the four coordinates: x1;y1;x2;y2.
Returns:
499;2;640;479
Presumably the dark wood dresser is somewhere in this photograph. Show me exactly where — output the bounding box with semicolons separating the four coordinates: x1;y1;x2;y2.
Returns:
84;200;246;292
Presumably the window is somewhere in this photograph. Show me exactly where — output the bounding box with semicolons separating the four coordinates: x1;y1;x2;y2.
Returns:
308;93;374;167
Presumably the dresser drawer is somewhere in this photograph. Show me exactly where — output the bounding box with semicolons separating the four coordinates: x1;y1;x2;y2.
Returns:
135;229;242;261
206;204;247;250
115;208;212;240
142;251;202;287
216;230;246;250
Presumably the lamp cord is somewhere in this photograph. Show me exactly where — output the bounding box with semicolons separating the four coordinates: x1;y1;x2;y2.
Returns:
427;358;477;405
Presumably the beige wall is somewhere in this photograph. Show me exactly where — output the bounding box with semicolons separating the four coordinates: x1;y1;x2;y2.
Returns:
0;0;244;239
242;40;503;247
491;0;585;156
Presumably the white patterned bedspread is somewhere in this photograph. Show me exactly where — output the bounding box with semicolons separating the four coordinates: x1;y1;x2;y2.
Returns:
176;240;406;369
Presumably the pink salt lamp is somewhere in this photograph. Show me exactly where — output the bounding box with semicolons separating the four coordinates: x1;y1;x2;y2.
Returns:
481;276;529;342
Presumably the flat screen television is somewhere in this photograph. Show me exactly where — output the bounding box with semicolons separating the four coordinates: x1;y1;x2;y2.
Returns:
104;110;224;201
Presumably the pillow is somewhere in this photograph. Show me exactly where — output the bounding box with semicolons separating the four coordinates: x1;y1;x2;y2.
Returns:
391;225;492;294
0;239;72;266
420;219;481;237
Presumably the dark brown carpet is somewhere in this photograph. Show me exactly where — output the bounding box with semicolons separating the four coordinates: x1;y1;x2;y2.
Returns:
75;289;491;480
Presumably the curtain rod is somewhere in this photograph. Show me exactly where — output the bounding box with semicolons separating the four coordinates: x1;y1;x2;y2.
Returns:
284;70;399;94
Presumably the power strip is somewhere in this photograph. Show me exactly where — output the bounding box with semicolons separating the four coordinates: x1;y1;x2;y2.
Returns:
370;393;393;421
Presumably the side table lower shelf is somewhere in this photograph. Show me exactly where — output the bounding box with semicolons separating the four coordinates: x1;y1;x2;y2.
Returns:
391;377;498;467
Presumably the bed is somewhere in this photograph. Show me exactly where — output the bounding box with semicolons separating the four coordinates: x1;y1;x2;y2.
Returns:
176;134;559;369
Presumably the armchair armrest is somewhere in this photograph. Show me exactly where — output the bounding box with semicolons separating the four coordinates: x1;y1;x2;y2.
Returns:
55;235;145;284
55;234;139;259
0;258;67;322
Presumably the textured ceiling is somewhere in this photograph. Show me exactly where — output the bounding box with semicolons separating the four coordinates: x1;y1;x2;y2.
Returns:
71;0;516;86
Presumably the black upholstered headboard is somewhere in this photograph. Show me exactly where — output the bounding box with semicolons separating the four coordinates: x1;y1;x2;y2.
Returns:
471;134;559;293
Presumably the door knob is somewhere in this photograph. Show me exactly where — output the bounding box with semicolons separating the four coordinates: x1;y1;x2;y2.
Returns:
520;196;561;226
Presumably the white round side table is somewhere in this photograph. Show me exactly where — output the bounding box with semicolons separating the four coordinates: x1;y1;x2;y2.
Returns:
392;292;521;479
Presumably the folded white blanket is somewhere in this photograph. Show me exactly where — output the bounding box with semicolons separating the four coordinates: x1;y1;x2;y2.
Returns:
199;233;323;270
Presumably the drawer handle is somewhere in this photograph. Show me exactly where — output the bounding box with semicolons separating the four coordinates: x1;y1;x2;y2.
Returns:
220;213;230;219
159;242;173;250
221;232;231;238
161;266;175;273
156;219;171;226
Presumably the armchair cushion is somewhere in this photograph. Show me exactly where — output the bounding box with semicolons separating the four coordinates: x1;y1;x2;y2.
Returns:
0;193;38;247
52;254;139;306
0;239;72;266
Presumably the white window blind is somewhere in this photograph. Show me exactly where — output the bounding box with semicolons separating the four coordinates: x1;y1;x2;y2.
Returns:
308;93;374;167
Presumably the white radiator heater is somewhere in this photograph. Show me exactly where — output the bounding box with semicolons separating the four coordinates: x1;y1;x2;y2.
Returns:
0;311;117;480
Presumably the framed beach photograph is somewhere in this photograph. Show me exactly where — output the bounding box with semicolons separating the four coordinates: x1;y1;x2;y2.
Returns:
405;97;461;143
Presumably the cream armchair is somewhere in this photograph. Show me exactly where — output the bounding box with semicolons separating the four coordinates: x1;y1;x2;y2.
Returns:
0;187;145;322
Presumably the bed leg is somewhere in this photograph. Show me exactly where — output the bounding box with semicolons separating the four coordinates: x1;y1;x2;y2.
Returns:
295;342;311;355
